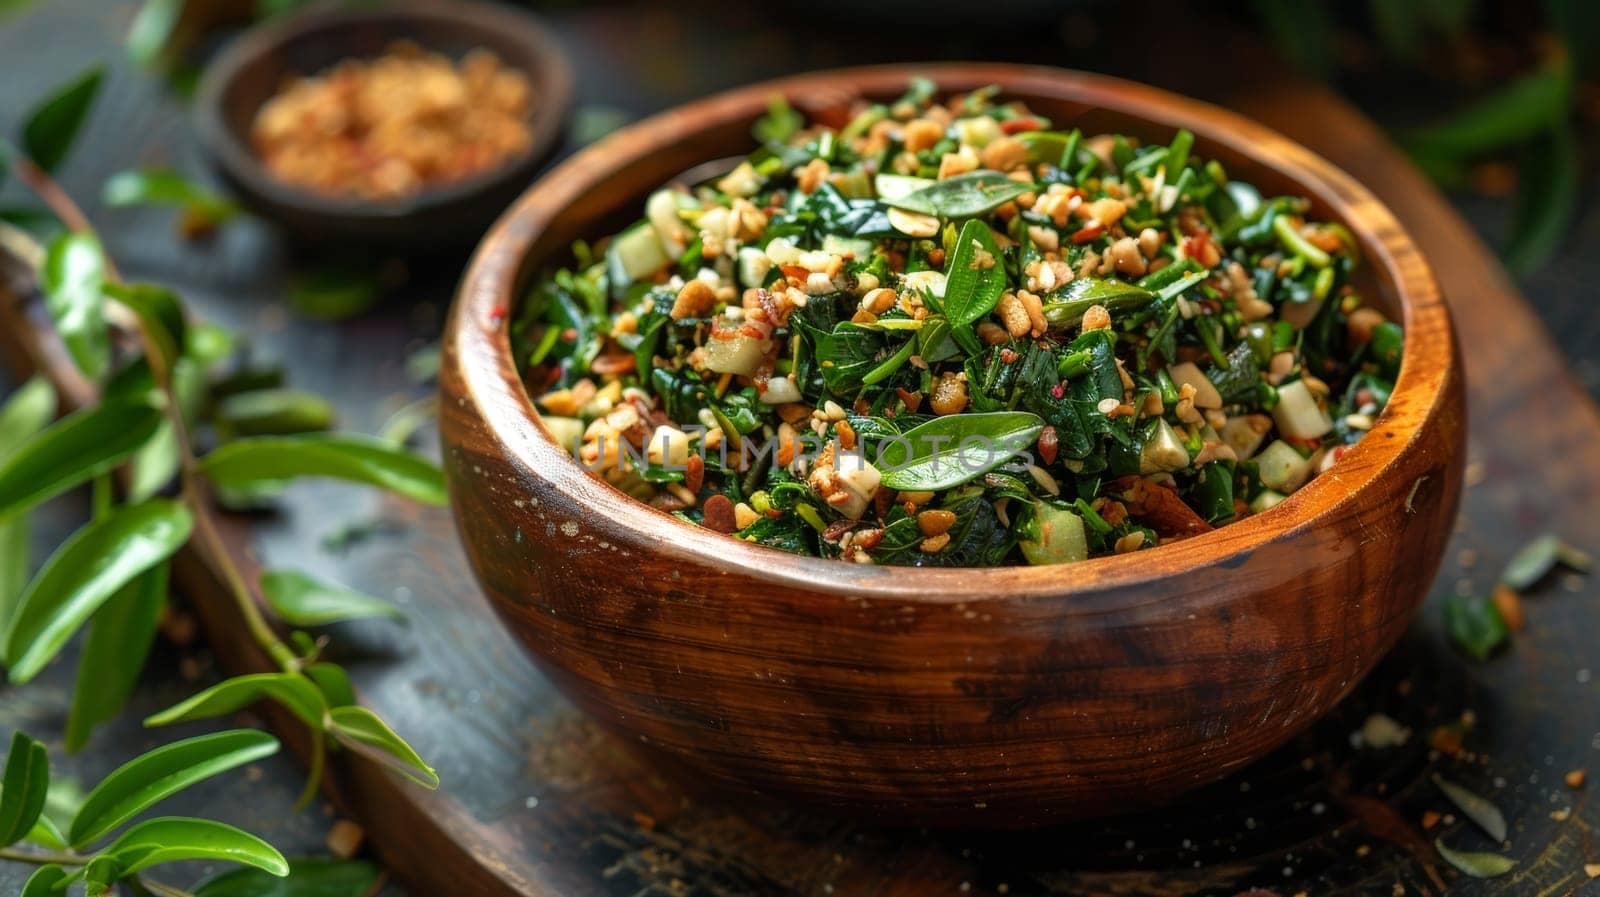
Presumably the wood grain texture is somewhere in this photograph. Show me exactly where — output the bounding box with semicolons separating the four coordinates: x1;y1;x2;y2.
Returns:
440;65;1466;826
191;0;574;249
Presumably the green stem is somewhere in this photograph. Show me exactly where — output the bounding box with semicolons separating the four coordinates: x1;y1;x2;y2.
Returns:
295;735;327;811
0;847;88;866
91;471;113;519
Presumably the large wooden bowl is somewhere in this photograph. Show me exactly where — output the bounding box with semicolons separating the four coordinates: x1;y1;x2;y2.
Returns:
440;64;1464;827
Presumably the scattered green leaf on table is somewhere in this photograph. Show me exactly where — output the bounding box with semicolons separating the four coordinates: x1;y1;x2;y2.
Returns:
878;412;1044;491
199;433;448;505
69;729;279;848
4;499;192;683
1431;774;1508;842
327;705;439;788
39;231;110;381
145;672;327;730
261;569;404;626
1435;837;1516;878
21;65;104;173
99;816;289;879
0;731;49;846
66;562;168;752
884;170;1030;218
1442;594;1509;662
19;865;71;897
104;281;187;373
103;168;238;224
195;857;382;897
1502;531;1592;590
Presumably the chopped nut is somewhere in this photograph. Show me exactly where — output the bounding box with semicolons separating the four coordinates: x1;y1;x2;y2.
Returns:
1081;304;1112;332
979;135;1028;172
1017;289;1047;336
326;819;365;859
862;287;898;314
1137;227;1163;258
796;158;830;195
1114;531;1146;553
977;321;1010;345
1107;236;1147;277
921;533;951;553
998;291;1031;338
937;146;978;180
918;509;958;536
887;206;940;238
1566;768;1586;789
903;118;944;153
930;371;970;415
733;501;760;530
671;279;718;320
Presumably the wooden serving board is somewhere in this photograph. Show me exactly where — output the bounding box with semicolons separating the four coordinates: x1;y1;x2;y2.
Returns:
3;56;1598;897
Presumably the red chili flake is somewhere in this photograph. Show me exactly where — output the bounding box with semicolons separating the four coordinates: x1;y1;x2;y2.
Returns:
488;304;508;325
684;454;705;493
780;264;810;282
1070;222;1104;244
999;348;1020;364
1050;382;1067;399
701;495;737;533
561;327;578;342
1000;116;1044;134
1037;425;1058;466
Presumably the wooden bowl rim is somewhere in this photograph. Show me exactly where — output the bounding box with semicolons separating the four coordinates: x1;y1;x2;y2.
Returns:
448;62;1457;601
192;0;573;220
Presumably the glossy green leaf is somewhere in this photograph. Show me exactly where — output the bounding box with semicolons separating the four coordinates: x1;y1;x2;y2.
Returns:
1443;594;1509;662
100;816;289;879
145;672;327;730
0;514;28;637
0;398;165;519
261;570;404;627
0;376;57;463
304;662;356;708
217;389;337;437
1435;838;1516;878
1432;774;1507;842
1040;277;1156;329
19;864;70;897
877;412;1045;492
941;218;1007;327
1408;59;1572;159
327;705;439;788
196;857;381;897
0;731;49;846
69;729;279;847
126;0;183;65
884;170;1029;218
40;232;110;381
65;562;168;752
22;65;103;173
103;168;238;221
105;281;187;373
200;433;447;506
4;500;192;683
25;812;66;849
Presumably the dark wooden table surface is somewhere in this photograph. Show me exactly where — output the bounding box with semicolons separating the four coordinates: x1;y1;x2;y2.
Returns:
2;2;1597;896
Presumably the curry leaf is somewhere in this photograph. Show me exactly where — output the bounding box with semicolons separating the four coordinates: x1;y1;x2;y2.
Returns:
1431;774;1507;842
20;865;71;897
1443;594;1509;662
65;562;168;752
1502;531;1592;590
327;705;439;788
0;731;49;846
4;499;192;683
103;168;238;222
105;281;187;374
260;570;404;626
304;662;356;708
751;93;802;144
199;434;448;506
878;411;1044;491
1435;838;1516;878
40;232;110;381
1505;126;1580;277
146;672;328;730
216;389;337;437
21;65;103;173
885;170;1029;219
195;858;383;897
941;218;1007;327
126;0;184;65
100;816;289;879
0;398;164;518
69;730;280;848
1408;58;1572;159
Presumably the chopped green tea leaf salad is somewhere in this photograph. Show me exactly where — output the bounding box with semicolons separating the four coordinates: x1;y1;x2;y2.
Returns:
511;80;1403;566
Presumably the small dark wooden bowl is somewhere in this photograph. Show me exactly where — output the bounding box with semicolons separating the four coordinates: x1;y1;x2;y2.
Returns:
193;0;572;249
441;65;1465;828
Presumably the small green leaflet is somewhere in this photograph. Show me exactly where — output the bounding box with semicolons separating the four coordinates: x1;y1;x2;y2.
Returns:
126;0;184;65
104;281;186;373
40;232;110;381
877;412;1044;492
884;170;1029;219
941;219;1007;328
146;672;329;730
20;865;70;897
1501;531;1591;591
69;729;280;848
1442;594;1509;662
200;433;448;506
4;499;193;684
0;376;56;634
752;92;802;143
1434;838;1516;878
0;731;49;846
66;562;168;752
327;705;440;788
195;858;383;897
103;168;239;223
97;816;289;879
1431;774;1507;842
260;570;404;626
21;65;104;173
